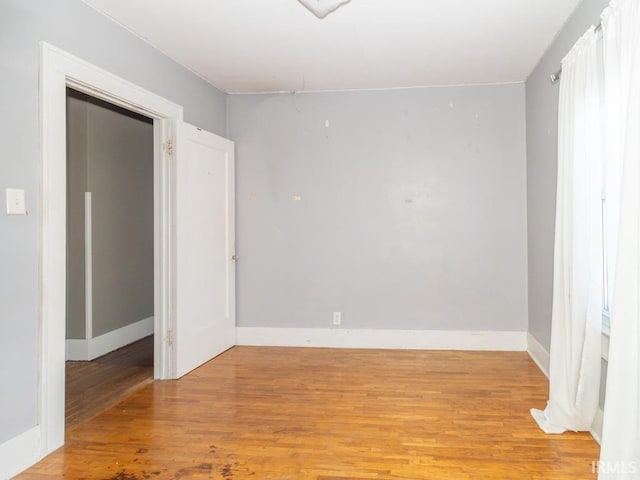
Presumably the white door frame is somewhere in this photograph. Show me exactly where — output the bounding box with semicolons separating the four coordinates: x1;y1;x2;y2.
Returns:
39;42;182;456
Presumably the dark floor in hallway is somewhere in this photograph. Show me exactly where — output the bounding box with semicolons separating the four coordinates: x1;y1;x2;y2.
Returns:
65;335;153;431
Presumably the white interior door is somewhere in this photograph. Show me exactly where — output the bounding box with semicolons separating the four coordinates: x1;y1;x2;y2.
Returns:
175;122;235;378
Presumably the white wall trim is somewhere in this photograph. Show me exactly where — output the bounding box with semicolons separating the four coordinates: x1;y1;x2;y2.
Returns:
237;327;527;351
526;332;550;378
66;317;154;361
84;191;93;341
0;426;40;479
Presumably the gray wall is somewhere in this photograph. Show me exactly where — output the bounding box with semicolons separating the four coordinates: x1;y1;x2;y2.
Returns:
66;90;154;340
228;84;528;332
525;0;610;351
88;96;154;338
0;0;226;445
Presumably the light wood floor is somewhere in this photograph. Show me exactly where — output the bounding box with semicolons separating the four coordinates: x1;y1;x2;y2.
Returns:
65;335;154;431
20;347;598;479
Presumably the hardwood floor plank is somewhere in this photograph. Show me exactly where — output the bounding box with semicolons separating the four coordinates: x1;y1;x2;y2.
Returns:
19;347;599;479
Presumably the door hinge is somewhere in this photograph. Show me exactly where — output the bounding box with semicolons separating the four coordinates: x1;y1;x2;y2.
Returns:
163;140;174;156
165;330;174;346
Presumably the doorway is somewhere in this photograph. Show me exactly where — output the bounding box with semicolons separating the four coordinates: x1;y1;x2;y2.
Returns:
65;89;155;430
40;42;181;456
40;43;235;460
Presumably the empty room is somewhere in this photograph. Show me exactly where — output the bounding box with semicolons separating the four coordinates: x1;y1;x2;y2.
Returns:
1;0;638;479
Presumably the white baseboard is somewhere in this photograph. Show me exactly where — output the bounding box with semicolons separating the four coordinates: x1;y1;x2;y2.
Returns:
237;327;527;351
0;426;40;479
66;316;154;361
527;332;550;378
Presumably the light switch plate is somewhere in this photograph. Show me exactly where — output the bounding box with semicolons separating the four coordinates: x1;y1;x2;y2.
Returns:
6;188;26;215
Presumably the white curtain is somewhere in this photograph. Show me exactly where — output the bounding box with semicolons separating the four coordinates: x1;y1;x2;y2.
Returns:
531;27;603;434
599;1;640;478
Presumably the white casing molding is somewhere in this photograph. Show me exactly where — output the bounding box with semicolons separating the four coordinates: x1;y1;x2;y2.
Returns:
66;317;154;361
0;426;40;480
84;191;93;341
237;327;527;351
526;332;550;378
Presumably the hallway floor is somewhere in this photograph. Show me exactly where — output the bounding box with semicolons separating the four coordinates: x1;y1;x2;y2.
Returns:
65;335;154;431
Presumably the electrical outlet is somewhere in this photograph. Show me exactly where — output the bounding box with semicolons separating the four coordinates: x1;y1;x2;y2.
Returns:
333;312;341;326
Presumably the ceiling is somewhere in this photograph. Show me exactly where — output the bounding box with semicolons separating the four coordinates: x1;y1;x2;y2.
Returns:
82;0;582;94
